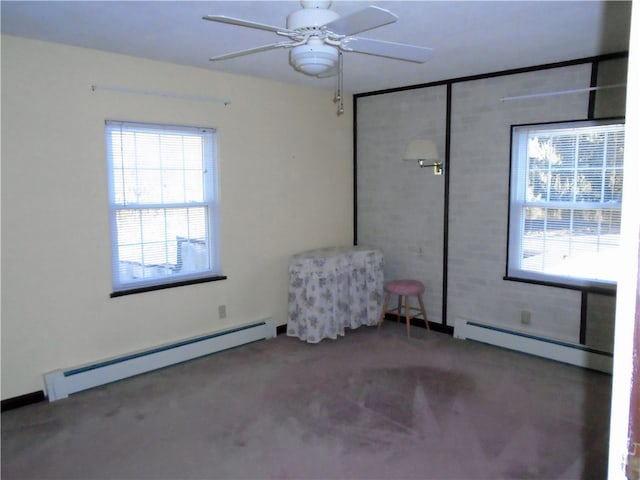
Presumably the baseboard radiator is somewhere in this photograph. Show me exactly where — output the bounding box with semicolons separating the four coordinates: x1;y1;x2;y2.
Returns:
454;317;613;373
44;319;277;402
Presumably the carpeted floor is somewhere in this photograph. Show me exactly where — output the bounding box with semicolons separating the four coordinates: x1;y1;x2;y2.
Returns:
1;321;612;479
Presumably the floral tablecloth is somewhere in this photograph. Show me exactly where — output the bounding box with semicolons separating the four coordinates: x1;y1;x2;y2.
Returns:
287;246;384;343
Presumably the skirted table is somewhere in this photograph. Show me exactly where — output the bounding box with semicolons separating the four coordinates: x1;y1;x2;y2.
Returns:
287;246;384;343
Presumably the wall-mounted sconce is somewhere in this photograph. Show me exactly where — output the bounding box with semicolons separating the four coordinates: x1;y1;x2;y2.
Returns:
403;139;443;175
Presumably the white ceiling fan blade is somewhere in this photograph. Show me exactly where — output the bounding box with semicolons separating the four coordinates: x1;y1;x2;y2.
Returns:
341;37;434;63
203;15;292;34
209;42;295;62
323;6;397;36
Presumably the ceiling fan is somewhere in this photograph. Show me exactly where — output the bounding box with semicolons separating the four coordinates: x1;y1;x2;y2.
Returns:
202;0;434;79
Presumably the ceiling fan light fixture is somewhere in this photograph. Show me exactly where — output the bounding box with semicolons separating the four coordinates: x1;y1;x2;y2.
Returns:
290;43;338;76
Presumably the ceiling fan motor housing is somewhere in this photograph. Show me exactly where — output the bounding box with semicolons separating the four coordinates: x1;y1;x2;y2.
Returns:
287;4;339;30
299;1;333;12
288;1;340;76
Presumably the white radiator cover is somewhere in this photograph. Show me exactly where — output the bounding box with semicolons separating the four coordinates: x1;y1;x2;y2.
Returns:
454;317;612;373
44;319;277;401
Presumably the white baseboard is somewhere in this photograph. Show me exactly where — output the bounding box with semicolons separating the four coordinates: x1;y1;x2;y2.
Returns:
44;319;276;401
454;317;612;373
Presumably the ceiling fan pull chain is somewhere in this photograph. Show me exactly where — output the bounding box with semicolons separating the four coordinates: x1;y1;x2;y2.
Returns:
335;51;344;116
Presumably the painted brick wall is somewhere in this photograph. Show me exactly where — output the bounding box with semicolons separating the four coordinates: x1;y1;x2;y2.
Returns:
448;65;590;343
357;58;626;346
357;86;447;323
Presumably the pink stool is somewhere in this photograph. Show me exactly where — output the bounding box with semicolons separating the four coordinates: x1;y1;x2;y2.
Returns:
377;279;429;337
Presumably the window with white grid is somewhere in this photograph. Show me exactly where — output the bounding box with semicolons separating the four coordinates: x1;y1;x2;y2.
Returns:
106;121;221;295
507;119;624;289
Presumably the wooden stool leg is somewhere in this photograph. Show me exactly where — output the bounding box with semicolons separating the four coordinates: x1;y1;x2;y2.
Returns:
417;294;429;330
378;293;391;329
404;296;411;337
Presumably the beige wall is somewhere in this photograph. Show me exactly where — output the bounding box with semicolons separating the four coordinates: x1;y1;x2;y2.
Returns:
1;35;353;399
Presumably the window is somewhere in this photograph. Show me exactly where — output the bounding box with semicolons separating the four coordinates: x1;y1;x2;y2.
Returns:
106;121;222;295
507;119;625;289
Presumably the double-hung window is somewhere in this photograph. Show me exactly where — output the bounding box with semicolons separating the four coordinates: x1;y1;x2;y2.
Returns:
106;121;222;295
507;119;625;290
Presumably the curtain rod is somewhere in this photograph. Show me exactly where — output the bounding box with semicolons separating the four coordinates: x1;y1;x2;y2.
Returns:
90;84;231;106
500;83;626;102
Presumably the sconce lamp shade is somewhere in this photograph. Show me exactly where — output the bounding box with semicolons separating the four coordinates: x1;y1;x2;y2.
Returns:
404;139;439;161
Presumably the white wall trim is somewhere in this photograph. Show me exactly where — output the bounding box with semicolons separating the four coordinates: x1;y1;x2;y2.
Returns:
44;319;276;401
454;317;612;373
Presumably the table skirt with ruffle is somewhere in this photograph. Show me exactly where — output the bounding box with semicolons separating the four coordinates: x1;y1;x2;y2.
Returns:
287;246;384;343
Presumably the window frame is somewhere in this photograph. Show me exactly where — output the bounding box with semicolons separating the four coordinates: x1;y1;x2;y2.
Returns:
505;117;625;292
106;120;225;297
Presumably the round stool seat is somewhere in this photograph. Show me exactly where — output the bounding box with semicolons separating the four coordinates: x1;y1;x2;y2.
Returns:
385;279;425;296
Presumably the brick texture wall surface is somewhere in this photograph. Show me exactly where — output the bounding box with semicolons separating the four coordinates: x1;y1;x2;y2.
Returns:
357;58;627;347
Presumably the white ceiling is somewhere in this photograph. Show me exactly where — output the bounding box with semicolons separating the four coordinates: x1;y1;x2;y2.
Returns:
1;1;632;95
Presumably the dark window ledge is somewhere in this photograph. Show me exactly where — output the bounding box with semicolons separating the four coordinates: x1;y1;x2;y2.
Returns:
111;275;228;298
503;275;616;296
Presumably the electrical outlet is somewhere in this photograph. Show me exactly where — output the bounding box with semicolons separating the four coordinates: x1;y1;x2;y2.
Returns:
520;310;531;325
218;305;227;319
